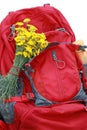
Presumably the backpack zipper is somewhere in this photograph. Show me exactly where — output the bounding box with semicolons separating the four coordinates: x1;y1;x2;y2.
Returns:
52;50;65;69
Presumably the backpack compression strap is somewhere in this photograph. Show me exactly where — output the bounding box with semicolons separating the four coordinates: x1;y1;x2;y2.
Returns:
46;42;87;50
4;93;35;103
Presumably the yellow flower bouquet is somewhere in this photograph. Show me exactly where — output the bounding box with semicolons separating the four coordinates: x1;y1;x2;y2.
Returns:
0;18;48;100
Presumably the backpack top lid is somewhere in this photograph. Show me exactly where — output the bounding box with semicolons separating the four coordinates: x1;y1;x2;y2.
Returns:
0;4;76;75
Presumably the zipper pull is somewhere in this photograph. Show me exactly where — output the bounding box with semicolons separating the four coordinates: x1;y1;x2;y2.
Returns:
56;27;70;35
52;51;58;61
52;50;65;69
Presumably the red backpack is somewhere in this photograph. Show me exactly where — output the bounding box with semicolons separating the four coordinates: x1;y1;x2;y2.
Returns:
0;4;87;130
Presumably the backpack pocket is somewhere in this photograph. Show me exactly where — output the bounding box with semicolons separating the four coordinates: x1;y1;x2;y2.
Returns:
29;44;81;102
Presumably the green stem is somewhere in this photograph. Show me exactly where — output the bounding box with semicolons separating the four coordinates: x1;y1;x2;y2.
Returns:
0;55;29;100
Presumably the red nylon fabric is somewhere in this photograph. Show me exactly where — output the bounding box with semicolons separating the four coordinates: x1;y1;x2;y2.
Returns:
0;120;7;130
0;4;75;75
4;102;87;130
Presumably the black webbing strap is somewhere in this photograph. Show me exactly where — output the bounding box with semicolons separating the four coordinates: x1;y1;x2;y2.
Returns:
45;42;71;50
79;45;87;50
